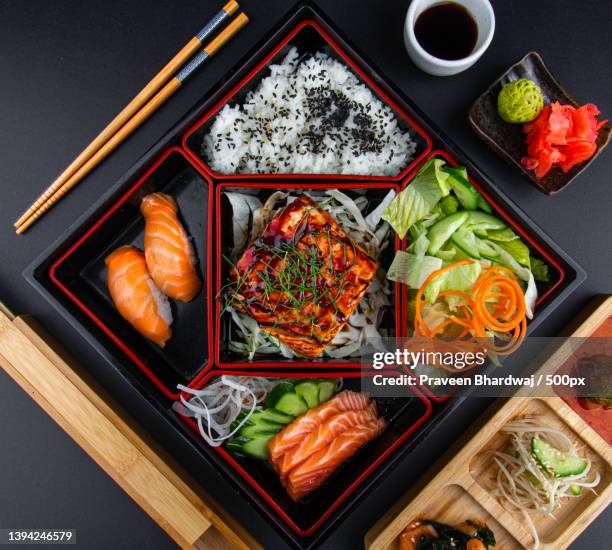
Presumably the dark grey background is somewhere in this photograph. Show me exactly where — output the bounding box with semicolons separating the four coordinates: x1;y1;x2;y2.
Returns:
0;0;610;548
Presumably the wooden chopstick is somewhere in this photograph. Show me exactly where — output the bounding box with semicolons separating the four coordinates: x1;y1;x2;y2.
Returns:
16;12;249;234
14;0;240;231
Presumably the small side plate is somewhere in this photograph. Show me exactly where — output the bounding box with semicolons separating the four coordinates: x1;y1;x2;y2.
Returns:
469;52;611;195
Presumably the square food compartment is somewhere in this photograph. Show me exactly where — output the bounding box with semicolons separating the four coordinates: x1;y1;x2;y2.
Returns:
399;149;573;403
468;398;611;547
46;147;212;399
215;181;401;368
181;19;432;181
176;370;432;536
377;483;523;549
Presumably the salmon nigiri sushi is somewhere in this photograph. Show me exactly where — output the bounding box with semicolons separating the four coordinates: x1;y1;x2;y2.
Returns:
141;193;201;302
106;245;172;347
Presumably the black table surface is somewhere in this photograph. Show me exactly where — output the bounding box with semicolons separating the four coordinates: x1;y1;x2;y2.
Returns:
1;1;610;548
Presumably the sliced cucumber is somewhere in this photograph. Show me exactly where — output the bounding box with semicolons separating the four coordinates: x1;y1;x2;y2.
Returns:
318;380;337;403
487;227;518;242
531;437;588;477
265;382;296;409
239;423;282;439
438;243;472;262
273;393;308;416
444;166;480;210
450;226;480;259
232;410;288;431
570;485;583;496
465;211;506;232
248;409;294;425
225;436;249;455
427;211;470;255
477;196;493;214
294;380;320;408
242;434;275;459
477;239;500;259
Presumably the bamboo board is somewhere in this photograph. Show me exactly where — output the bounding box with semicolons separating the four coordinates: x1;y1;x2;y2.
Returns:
365;296;612;550
0;303;261;550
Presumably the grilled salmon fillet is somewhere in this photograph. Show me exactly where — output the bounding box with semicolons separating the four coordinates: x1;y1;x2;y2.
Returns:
229;194;378;358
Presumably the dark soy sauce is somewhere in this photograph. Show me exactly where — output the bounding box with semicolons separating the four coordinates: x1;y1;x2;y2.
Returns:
414;2;478;60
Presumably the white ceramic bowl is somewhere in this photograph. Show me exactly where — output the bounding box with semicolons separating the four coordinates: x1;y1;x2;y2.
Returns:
404;0;495;76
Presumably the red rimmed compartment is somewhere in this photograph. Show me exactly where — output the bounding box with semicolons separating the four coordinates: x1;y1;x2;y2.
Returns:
398;149;569;402
215;180;401;369
181;19;432;182
176;369;432;536
48;147;213;400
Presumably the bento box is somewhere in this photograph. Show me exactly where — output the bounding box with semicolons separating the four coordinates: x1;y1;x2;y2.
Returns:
24;2;587;548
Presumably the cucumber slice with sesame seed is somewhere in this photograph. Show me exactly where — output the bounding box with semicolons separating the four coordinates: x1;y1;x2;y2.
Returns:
531;437;588;477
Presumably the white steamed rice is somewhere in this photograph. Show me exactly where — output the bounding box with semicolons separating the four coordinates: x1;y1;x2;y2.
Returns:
147;277;173;326
203;47;417;176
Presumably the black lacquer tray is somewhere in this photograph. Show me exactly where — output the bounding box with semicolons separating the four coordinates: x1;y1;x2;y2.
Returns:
24;3;586;548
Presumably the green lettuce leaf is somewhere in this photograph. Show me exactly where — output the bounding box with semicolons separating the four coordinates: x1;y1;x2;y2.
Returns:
407;231;430;255
387;250;443;289
496;238;531;268
487;227;519;242
530;257;550;282
440;195;460;215
483;241;537;318
424;261;482;304
381;158;450;238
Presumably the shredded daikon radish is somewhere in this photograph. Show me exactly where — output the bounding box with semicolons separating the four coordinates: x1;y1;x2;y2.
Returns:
224;192;262;257
174;376;279;447
223;190;394;359
489;416;601;549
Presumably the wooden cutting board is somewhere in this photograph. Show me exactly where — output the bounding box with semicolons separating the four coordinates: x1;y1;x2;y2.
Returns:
365;296;612;550
0;303;261;550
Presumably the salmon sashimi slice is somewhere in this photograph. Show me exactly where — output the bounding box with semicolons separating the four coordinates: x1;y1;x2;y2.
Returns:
286;417;388;501
141;193;201;302
268;390;371;462
275;402;378;478
106;245;172;347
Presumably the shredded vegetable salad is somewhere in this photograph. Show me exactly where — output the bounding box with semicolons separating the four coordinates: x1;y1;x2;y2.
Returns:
490;417;601;549
221;189;395;359
413;261;528;358
174;376;279;447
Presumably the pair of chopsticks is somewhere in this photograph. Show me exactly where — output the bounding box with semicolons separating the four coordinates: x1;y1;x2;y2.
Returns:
15;1;248;234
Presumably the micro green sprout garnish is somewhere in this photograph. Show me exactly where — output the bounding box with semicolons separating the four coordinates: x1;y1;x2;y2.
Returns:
221;205;357;328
